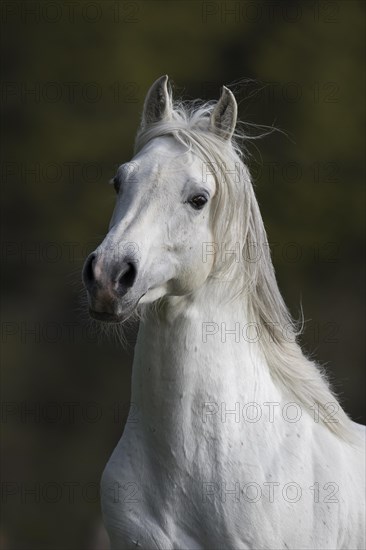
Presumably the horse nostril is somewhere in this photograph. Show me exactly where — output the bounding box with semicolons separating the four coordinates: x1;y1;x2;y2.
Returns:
82;253;96;287
83;254;137;296
118;262;137;292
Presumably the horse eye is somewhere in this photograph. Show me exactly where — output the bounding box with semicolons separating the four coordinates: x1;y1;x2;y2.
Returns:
188;194;208;210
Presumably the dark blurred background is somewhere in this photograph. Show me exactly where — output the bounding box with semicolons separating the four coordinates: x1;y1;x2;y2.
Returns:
1;1;365;548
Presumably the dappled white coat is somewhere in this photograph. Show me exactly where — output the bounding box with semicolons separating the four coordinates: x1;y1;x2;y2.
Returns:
91;77;365;549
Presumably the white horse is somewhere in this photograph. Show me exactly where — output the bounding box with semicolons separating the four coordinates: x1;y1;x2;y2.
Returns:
82;76;365;549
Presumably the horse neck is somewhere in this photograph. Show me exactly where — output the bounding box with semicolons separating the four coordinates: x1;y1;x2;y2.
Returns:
131;281;282;431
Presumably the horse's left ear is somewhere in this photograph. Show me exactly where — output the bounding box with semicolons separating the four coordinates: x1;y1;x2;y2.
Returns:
210;86;237;141
141;75;173;126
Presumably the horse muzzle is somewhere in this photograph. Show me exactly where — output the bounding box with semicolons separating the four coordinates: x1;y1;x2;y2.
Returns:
82;252;140;323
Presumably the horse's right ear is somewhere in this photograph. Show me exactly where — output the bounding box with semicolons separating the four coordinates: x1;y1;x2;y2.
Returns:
141;75;173;126
210;86;237;141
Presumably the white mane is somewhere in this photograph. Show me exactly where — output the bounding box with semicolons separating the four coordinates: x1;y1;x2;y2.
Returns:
134;94;356;443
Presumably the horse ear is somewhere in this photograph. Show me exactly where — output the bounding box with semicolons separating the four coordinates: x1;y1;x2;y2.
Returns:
210;86;237;140
141;75;172;126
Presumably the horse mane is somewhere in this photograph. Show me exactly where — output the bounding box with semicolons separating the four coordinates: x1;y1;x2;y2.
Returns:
134;92;357;444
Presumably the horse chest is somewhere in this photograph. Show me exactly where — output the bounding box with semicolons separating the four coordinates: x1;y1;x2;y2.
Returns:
100;422;336;549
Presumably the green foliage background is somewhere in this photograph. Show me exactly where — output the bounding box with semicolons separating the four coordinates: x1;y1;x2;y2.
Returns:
1;1;365;547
